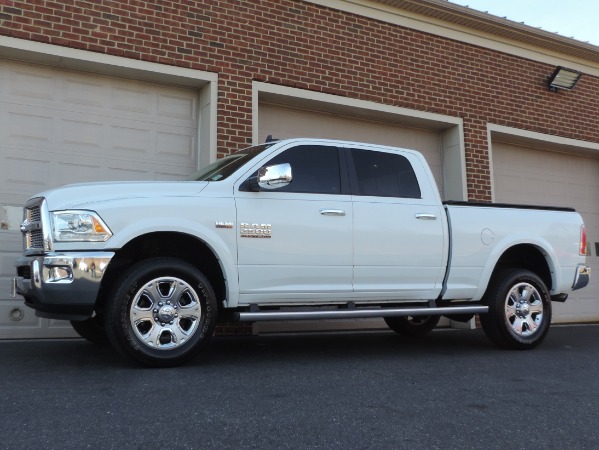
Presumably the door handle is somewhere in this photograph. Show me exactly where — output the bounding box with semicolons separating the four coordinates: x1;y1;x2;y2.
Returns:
415;213;437;220
320;209;346;216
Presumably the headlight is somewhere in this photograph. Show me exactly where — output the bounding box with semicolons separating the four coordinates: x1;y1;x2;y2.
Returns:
51;211;112;242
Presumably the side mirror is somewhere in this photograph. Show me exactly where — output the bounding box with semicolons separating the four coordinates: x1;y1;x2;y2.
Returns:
249;163;292;191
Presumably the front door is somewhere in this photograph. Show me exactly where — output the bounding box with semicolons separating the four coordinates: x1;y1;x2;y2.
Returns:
234;143;353;304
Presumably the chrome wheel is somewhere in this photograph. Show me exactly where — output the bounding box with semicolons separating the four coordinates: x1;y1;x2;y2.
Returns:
106;258;217;367
504;282;544;338
480;269;551;350
130;276;202;350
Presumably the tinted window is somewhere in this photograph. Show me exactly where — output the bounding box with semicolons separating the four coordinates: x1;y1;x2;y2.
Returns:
261;145;341;194
350;149;421;198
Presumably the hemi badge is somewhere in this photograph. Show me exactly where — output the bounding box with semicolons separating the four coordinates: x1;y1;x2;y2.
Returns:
215;222;234;229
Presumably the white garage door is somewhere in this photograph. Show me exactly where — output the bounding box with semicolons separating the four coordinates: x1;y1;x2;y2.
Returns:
0;59;199;338
492;141;599;323
259;103;443;192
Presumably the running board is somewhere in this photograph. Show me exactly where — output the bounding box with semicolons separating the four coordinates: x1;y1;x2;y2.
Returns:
236;305;488;322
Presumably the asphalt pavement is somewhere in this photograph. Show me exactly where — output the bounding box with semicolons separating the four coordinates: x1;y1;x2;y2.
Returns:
1;324;598;449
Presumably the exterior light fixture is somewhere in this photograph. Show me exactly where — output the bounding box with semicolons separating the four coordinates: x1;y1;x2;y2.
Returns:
547;66;581;91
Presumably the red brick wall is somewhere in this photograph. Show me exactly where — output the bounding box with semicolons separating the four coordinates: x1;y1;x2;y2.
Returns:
2;0;598;201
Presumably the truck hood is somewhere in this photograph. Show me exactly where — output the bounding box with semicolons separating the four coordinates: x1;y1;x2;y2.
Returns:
37;181;209;210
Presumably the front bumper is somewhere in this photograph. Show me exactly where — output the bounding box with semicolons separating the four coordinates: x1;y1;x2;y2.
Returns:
13;251;114;320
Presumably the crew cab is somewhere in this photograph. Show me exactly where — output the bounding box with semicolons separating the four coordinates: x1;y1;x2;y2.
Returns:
13;138;591;366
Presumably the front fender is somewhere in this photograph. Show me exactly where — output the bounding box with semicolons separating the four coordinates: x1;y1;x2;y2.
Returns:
96;197;239;306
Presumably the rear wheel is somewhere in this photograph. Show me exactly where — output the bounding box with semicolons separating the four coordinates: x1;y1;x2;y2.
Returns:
384;315;440;336
480;269;551;349
105;258;217;367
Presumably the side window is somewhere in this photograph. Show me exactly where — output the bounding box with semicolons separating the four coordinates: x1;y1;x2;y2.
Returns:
350;148;421;198
261;145;341;194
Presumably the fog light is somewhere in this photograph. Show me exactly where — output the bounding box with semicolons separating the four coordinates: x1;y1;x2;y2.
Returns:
47;266;73;283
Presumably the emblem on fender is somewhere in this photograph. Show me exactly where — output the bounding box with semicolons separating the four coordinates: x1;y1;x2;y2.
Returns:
240;223;272;238
215;221;234;229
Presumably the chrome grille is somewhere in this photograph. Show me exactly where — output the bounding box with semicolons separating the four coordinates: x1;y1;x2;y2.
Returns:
29;206;41;222
29;228;44;249
23;198;47;253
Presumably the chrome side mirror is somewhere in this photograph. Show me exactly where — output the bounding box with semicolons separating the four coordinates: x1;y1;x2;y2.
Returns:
249;163;292;191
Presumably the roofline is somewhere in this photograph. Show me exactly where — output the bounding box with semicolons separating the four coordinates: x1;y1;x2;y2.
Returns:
305;0;599;74
375;0;599;52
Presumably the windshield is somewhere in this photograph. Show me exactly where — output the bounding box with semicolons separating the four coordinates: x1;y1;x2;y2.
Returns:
188;143;275;181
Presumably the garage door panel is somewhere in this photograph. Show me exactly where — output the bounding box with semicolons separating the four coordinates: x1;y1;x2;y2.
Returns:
110;125;153;154
2;62;197;125
0;59;199;338
493;141;599;322
155;129;195;161
553;299;598;322
1;154;51;204
63;78;105;108
61;118;104;149
158;93;197;120
57;159;105;182
8;67;55;101
111;86;152;114
6;111;54;149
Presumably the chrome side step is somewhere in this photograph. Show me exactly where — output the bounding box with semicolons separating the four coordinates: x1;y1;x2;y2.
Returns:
237;305;488;322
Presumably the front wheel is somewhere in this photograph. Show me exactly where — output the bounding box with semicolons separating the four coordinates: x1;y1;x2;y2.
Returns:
384;315;440;336
104;258;217;367
480;269;551;350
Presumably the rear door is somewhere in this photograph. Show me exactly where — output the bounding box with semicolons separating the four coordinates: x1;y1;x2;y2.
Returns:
347;146;448;300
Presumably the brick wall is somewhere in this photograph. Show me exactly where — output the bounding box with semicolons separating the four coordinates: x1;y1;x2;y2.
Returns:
1;0;598;201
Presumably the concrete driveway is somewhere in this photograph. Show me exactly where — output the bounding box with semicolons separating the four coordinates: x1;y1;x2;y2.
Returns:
1;325;598;449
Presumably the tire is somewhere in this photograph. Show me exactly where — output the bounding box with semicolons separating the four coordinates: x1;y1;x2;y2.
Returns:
70;315;109;344
480;269;551;350
384;315;440;336
104;258;217;367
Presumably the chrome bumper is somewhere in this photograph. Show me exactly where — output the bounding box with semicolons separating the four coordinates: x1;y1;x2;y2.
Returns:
13;252;114;320
572;264;591;291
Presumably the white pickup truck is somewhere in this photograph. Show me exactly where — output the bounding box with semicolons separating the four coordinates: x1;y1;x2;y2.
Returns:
13;138;590;366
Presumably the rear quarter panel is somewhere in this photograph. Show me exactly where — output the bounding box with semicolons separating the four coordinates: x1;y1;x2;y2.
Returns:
444;205;584;300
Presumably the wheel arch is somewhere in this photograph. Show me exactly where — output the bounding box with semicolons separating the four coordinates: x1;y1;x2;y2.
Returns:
96;232;229;316
483;243;554;298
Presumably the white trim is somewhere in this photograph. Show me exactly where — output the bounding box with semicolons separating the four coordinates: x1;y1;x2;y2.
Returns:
0;36;217;85
304;0;599;76
488;124;599;152
0;36;218;165
253;81;467;200
441;125;467;201
199;82;219;167
487;123;599;201
253;81;463;136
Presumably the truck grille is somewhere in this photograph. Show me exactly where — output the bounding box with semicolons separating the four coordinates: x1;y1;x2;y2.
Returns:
23;198;47;253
